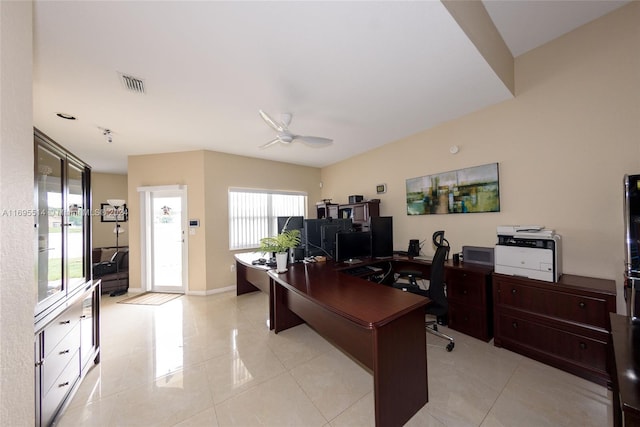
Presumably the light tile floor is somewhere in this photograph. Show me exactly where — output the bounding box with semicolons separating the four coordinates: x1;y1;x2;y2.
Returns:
58;291;614;426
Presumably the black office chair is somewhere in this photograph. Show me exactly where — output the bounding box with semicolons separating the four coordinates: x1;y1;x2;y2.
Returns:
393;244;455;352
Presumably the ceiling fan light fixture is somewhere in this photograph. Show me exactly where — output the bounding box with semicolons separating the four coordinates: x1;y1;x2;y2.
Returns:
258;110;332;149
278;134;293;143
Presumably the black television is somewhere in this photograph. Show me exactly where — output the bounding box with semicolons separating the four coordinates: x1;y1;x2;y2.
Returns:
304;218;351;257
370;216;393;258
336;231;372;264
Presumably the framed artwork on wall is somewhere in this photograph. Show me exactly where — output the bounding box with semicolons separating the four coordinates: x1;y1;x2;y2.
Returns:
100;203;128;222
406;163;500;215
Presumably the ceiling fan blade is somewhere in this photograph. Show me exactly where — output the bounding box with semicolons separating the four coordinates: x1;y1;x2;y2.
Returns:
293;135;333;146
259;110;285;132
259;138;281;149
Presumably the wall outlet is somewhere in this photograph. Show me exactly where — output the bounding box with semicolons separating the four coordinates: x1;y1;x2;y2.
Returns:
230;264;235;272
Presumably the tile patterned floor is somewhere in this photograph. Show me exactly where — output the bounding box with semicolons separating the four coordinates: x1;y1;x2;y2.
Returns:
58;291;614;426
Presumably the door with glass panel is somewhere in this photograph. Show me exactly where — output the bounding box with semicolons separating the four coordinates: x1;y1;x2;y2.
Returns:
35;136;91;316
146;188;187;293
36;144;65;309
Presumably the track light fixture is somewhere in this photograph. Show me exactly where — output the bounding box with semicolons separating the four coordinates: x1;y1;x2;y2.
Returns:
103;129;113;143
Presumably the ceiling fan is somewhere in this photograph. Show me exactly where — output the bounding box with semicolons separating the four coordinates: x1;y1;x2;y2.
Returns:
258;110;333;149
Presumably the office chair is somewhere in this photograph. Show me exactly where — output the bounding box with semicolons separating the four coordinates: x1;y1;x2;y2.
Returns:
393;244;455;352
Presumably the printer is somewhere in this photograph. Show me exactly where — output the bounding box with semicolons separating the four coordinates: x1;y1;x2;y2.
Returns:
494;225;562;282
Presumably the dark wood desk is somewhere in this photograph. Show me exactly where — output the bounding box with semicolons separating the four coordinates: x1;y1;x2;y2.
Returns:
269;261;429;427
235;252;274;329
610;313;640;427
235;253;494;340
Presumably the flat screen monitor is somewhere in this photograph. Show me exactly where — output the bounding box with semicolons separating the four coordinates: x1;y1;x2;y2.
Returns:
321;219;352;259
336;231;371;264
370;216;393;258
304;218;352;257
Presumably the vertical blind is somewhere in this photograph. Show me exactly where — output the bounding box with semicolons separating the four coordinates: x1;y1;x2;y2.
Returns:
228;189;307;250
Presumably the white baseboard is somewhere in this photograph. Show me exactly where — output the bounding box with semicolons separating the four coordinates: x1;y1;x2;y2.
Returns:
186;285;235;296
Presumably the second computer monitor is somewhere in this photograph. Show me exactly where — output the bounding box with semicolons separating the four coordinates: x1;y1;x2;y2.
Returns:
370;216;393;258
304;218;352;258
336;231;372;264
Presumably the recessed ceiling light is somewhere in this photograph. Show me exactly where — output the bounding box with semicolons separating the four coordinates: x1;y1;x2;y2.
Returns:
56;112;77;120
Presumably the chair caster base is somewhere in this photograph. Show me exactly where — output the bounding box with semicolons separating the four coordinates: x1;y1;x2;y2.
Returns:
446;342;455;352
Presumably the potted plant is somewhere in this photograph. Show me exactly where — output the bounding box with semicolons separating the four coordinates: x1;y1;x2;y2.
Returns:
259;229;301;273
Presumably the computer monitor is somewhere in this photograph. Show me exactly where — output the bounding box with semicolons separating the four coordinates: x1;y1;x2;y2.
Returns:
304;218;352;257
370;216;393;258
336;231;372;264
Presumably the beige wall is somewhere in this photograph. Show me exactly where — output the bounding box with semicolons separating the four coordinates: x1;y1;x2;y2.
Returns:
128;151;207;292
321;3;640;313
92;173;128;248
0;1;35;424
203;151;322;290
127;150;321;294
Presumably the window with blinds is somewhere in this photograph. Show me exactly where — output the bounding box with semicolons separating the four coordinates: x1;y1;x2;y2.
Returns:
228;189;307;250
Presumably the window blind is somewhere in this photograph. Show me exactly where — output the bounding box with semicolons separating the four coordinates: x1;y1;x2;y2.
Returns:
228;189;306;250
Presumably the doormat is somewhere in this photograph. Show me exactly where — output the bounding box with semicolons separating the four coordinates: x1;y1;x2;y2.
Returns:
117;292;182;306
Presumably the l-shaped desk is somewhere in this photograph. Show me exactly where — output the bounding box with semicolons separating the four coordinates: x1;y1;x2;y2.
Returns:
235;253;430;426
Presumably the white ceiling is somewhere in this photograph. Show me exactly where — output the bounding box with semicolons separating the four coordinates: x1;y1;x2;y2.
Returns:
32;1;629;174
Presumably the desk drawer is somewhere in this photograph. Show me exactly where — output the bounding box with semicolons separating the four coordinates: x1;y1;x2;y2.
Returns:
448;303;490;341
42;322;79;394
494;277;610;329
496;312;607;373
43;300;82;357
41;349;80;426
447;271;486;306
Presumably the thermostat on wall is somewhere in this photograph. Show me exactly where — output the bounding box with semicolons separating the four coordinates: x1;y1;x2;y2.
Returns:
189;219;200;227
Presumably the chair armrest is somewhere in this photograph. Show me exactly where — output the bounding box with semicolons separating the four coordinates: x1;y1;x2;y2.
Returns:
93;261;117;277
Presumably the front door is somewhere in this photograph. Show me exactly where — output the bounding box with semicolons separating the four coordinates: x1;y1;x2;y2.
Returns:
140;186;188;293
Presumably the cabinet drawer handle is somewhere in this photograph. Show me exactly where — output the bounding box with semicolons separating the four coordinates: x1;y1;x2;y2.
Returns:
463;316;469;321
512;321;518;329
579;342;587;350
59;349;70;355
579;302;586;309
462;289;468;295
58;381;69;388
511;288;517;294
60;320;71;325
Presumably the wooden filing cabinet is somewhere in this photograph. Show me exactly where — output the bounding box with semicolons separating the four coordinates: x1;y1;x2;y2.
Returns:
35;281;100;427
493;273;616;386
445;263;493;341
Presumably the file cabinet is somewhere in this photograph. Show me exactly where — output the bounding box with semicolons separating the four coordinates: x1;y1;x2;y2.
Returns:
446;263;493;341
493;273;616;385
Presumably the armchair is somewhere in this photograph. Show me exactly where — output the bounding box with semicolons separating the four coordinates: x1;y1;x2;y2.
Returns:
92;246;129;296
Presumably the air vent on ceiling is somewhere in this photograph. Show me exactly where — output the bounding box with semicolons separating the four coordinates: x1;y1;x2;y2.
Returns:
118;73;145;94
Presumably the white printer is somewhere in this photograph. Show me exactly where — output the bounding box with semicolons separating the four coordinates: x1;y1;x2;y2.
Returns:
494;225;562;282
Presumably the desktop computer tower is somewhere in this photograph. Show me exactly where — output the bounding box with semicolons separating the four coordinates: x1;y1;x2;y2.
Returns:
371;216;393;258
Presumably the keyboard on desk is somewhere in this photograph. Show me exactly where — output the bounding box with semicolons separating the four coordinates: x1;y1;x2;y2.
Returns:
344;265;382;276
